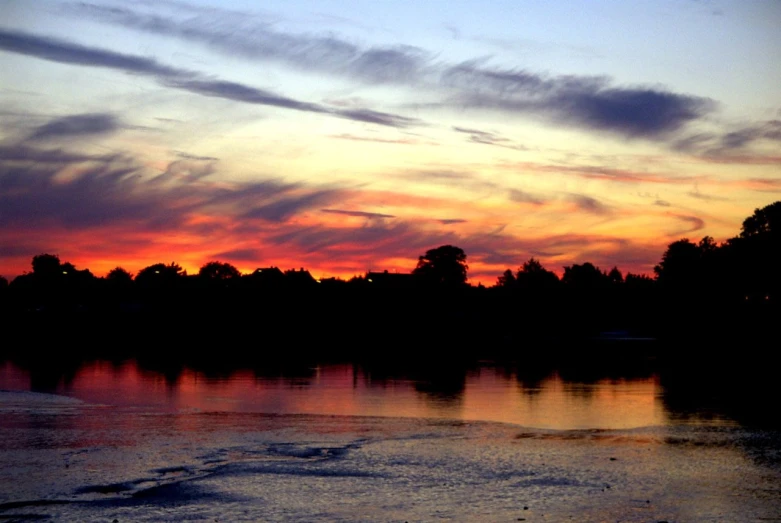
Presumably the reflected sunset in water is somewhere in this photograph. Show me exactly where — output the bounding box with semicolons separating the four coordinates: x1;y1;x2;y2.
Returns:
3;359;677;430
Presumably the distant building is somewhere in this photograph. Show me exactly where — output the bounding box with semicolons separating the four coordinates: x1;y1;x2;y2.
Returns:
318;277;347;287
246;266;286;287
284;268;318;287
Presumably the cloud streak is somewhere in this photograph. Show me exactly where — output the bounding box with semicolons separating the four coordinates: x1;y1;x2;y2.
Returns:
0;28;420;128
452;126;527;150
669;214;706;235
67;3;717;140
508;189;545;206
0;140;342;231
500;160;700;185
322;209;396;219
674;120;781;163
568;194;612;215
442;61;715;138
68;2;434;85
329;134;435;146
0;27;182;75
28;113;120;140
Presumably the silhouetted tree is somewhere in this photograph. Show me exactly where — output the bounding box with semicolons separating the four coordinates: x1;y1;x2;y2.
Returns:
135;262;185;287
562;262;608;289
198;261;240;280
625;273;654;287
59;262;95;286
28;254;94;285
740;201;781;239
654;238;717;290
496;269;516;287
698;236;718;253
607;266;623;284
106;267;134;284
733;201;781;300
412;245;468;286
32;253;62;279
105;267;134;298
516;258;559;290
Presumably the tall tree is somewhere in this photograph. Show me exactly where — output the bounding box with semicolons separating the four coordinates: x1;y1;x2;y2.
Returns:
496;269;516;287
198;261;240;280
735;201;781;299
515;258;560;290
31;253;62;278
607;266;624;284
654;238;717;290
740;201;781;239
135;262;185;287
106;267;134;283
562;262;608;289
412;245;468;286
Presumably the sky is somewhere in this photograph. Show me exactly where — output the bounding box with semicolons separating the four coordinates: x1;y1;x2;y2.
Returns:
1;0;780;284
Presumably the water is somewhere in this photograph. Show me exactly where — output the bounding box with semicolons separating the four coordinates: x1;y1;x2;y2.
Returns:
1;359;780;521
2;360;672;429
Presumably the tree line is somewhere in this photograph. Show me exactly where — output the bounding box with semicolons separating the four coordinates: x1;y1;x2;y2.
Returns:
0;201;778;301
0;202;777;352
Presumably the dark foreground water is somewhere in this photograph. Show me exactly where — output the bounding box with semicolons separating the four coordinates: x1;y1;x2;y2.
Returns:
1;359;780;522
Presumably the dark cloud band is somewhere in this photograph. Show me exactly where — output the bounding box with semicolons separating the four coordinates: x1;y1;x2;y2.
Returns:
29;113;120;140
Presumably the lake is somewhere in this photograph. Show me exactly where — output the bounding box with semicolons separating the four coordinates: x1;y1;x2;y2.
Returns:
1;358;780;521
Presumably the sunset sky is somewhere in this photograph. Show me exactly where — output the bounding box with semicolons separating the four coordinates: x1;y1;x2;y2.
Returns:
1;0;780;284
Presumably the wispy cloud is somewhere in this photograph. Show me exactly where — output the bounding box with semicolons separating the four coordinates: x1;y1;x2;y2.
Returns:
166;77;328;113
266;222;458;256
210;248;262;262
332;108;422;128
452;126;527;150
508;189;545;206
242;191;342;222
441;60;715;138
669;214;706;235
28;113;120;140
0;145;113;163
0;28;421;129
174;151;219;161
0;139;342;231
0;27;185;76
330;133;434;145
321;209;396;219
66;3;717;141
741;178;781;193
568;194;612;215
674;120;781;163
68;2;434;85
687;187;729;202
557;165;695;184
499;161;700;185
397;169;499;193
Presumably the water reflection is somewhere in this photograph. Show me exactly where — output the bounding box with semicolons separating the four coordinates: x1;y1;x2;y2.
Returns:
0;359;691;430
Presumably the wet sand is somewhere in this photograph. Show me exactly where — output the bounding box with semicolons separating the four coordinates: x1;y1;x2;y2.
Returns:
1;390;780;522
